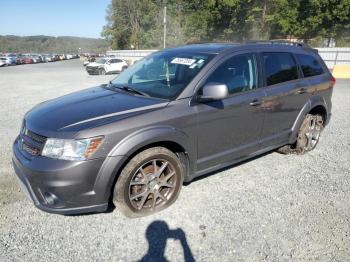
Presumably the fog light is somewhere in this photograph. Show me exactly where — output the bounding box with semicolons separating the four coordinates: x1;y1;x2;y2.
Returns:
43;192;58;206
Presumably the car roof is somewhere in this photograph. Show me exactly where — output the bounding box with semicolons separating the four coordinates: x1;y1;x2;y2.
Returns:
164;42;315;55
163;43;238;54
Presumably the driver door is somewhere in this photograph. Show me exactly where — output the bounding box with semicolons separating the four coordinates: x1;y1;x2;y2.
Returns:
194;52;266;172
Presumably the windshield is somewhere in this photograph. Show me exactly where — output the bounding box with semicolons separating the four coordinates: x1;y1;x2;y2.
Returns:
110;51;214;100
96;58;107;64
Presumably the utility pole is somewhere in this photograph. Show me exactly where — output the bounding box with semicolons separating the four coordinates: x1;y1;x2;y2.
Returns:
163;6;167;49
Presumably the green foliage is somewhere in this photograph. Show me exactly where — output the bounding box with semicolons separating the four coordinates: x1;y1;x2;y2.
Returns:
0;35;109;53
102;0;350;49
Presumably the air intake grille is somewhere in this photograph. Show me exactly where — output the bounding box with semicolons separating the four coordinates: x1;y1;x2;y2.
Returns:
19;125;47;157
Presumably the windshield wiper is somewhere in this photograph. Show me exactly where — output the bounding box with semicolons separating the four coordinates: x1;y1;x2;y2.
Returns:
108;81;150;97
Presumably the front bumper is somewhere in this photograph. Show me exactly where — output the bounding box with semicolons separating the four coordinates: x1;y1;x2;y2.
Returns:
12;138;125;215
86;66;100;75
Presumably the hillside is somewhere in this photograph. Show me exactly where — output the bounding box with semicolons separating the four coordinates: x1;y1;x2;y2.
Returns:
0;35;109;53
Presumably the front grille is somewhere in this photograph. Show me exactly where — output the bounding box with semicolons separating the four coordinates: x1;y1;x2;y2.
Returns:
19;125;47;157
26;129;46;144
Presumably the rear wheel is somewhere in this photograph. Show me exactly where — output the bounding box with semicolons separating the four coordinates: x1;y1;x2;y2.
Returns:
113;147;183;218
278;114;324;155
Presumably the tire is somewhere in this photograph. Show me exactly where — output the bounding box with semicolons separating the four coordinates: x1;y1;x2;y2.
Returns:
277;114;324;155
99;68;106;75
113;147;184;218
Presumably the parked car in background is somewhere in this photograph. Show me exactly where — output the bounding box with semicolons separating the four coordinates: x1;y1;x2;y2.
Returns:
32;54;43;63
1;56;17;66
86;58;128;75
59;54;66;60
15;54;26;64
42;54;55;62
0;58;7;67
51;54;59;61
0;52;80;66
22;55;34;64
6;54;21;64
83;54;97;66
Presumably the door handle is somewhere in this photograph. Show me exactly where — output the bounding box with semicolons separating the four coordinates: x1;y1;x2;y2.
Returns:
249;99;262;106
297;88;307;94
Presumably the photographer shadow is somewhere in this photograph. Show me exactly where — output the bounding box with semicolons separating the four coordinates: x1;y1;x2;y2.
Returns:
140;220;195;262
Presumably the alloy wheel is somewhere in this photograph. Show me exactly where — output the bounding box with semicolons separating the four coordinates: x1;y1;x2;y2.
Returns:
303;115;323;151
128;159;178;211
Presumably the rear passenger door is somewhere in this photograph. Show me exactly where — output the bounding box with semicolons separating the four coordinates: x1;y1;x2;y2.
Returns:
260;52;310;148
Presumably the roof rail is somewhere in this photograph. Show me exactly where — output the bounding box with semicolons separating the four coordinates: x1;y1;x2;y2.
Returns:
245;40;310;48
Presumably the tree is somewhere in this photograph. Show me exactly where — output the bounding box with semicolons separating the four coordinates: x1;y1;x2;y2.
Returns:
273;0;350;44
101;0;350;49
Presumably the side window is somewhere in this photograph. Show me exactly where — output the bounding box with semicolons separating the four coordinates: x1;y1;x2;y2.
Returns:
114;59;123;63
205;53;257;95
263;52;298;86
296;54;324;77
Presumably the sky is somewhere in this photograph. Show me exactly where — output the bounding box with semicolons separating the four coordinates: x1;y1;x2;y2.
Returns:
0;0;110;38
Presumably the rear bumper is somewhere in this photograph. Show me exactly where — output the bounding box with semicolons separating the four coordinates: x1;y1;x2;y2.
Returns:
12;138;125;215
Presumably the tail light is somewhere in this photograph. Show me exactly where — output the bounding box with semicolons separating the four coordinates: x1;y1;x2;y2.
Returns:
331;75;336;86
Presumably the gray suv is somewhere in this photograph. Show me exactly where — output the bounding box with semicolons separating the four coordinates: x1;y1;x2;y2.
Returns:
12;42;334;217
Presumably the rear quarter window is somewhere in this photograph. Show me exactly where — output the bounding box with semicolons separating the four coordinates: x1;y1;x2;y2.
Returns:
296;54;324;77
263;52;298;86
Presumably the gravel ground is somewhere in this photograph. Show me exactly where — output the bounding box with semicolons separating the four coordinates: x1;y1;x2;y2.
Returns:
0;60;349;261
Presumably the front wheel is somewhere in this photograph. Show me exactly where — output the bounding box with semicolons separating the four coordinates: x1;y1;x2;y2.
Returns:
113;147;184;218
278;114;324;155
99;68;106;75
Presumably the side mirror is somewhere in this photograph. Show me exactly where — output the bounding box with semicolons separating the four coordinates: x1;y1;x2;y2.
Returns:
198;82;228;102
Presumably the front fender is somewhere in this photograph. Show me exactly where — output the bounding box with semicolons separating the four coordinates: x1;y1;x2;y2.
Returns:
92;126;195;200
108;125;192;158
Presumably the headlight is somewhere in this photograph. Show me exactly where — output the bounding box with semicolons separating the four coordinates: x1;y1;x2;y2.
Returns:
41;136;104;161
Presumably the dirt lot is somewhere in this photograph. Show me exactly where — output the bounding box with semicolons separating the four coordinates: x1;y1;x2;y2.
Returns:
0;60;349;261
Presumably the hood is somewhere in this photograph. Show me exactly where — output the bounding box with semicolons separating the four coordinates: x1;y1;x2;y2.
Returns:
87;62;103;67
25;86;168;134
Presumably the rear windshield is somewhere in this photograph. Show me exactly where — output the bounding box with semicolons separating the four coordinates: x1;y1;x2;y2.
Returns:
296;54;324;77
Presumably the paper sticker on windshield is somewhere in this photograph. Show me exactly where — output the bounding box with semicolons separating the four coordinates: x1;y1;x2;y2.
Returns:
189;59;206;69
171;58;196;66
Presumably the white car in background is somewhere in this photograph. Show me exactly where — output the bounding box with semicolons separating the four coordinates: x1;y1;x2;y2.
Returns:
0;58;7;67
85;58;128;75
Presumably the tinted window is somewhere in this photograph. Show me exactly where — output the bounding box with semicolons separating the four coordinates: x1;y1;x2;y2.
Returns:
96;58;107;64
263;52;298;86
205;54;257;95
296;54;324;77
